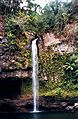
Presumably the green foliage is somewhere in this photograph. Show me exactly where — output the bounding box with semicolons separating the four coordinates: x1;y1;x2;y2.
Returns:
25;0;77;35
3;0;77;36
21;79;32;96
25;0;41;15
39;80;78;98
54;13;65;35
0;0;22;15
0;0;78;99
39;48;67;82
4;11;32;69
63;54;78;82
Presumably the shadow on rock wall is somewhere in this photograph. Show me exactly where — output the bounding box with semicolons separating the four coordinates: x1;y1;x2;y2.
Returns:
0;77;22;99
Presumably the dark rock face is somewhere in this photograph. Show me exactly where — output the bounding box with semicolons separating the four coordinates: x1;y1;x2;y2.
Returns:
0;96;78;113
0;77;32;99
0;99;18;112
0;69;32;79
39;96;78;112
0;78;22;98
0;43;30;78
0;32;33;79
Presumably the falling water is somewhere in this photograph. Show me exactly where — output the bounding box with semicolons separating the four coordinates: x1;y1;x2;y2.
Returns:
32;38;39;112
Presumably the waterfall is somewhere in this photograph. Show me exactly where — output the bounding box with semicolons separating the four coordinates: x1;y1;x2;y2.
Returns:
32;38;39;112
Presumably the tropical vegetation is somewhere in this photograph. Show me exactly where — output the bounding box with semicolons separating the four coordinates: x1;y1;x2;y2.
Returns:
0;0;78;98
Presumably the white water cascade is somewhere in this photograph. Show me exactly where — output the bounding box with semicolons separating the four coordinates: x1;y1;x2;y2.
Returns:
32;38;39;112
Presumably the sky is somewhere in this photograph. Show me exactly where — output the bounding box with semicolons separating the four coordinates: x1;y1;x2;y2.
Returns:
20;0;72;9
34;0;71;7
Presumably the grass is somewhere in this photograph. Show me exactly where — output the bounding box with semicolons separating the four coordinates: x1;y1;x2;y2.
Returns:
39;88;78;98
21;80;78;99
39;81;78;98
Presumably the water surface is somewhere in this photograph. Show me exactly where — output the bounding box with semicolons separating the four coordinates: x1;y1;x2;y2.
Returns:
0;112;78;119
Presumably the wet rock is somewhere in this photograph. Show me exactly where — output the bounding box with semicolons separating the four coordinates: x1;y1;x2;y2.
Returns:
1;39;7;43
66;106;74;111
25;102;33;110
0;96;78;112
60;102;68;107
74;102;78;110
74;102;78;107
0;99;18;112
14;99;27;107
50;104;62;111
19;107;27;112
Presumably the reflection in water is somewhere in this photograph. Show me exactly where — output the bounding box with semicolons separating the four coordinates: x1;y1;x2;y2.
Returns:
33;114;39;119
0;112;78;119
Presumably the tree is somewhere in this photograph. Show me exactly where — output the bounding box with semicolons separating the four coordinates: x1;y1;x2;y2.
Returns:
0;0;22;15
0;0;23;39
64;54;78;83
22;0;41;15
